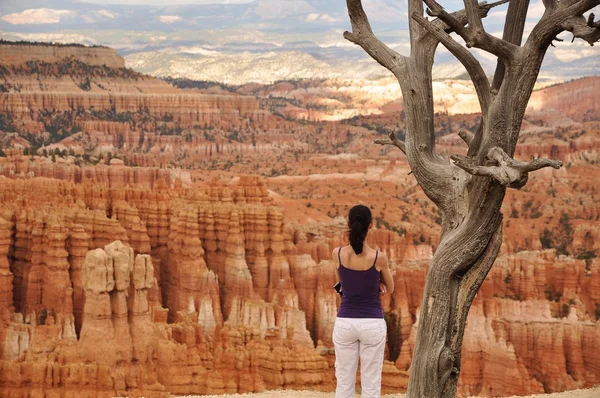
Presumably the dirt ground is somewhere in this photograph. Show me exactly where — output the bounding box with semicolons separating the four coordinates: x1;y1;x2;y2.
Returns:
179;386;600;398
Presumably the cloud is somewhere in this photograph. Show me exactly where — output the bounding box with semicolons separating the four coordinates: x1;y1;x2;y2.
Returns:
254;0;314;19
77;0;254;4
305;13;336;23
551;42;599;62
359;0;408;24
96;10;118;19
0;8;77;25
160;15;183;23
81;10;119;23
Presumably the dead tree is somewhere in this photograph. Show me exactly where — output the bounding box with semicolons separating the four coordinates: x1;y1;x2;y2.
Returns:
346;0;600;396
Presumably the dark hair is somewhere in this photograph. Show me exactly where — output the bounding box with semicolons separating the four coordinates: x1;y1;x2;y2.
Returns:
348;204;372;254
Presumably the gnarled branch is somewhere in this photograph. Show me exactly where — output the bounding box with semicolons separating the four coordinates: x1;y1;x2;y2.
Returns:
425;0;518;61
450;147;563;189
423;0;470;38
550;36;564;46
490;0;531;91
345;0;405;73
588;12;600;28
412;12;492;113
428;0;509;35
526;0;600;49
564;14;600;45
374;132;407;154
458;130;474;147
409;0;425;51
463;0;519;61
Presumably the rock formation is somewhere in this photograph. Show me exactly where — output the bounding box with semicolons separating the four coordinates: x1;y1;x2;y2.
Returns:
0;176;336;396
0;42;125;68
0;169;597;396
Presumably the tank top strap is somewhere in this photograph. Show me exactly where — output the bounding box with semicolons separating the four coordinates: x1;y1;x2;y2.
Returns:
338;247;342;266
372;250;379;268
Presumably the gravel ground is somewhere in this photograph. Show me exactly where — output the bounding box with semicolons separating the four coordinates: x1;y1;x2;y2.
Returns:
179;386;600;398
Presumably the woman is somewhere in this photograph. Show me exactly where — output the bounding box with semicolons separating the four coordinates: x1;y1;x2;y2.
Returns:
332;204;394;398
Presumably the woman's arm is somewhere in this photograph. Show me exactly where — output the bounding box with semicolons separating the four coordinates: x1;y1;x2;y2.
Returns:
378;254;394;294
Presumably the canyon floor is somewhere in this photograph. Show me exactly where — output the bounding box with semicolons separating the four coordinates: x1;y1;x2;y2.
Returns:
183;386;600;398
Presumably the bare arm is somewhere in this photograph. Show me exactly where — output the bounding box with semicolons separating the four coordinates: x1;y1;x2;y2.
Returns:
378;253;394;294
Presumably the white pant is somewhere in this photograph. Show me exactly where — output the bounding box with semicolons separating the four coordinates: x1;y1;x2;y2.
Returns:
333;317;387;398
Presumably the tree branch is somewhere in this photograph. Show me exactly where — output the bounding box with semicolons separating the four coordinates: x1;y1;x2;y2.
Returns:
564;14;600;45
409;0;425;51
418;0;510;158
490;0;531;91
467;0;520;60
450;147;562;189
374;131;407;154
423;0;470;38
464;0;485;32
588;12;600;28
413;12;492;113
345;0;405;73
421;0;517;61
428;0;509;34
458;130;474;147
526;0;600;49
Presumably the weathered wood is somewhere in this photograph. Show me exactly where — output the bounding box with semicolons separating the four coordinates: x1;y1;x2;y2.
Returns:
490;0;531;92
374;132;407;154
345;0;599;396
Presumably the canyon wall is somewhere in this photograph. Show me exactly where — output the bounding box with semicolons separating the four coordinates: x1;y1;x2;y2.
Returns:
0;43;125;68
527;77;600;122
0;156;179;188
0;176;333;397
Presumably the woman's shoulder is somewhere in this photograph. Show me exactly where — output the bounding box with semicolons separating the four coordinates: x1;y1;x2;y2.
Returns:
374;249;389;270
331;245;347;266
331;245;347;256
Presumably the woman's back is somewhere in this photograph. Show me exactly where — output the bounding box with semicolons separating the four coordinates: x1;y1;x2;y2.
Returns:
332;204;393;398
336;246;383;319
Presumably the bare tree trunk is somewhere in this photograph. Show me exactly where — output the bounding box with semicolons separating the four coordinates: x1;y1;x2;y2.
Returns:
345;0;599;396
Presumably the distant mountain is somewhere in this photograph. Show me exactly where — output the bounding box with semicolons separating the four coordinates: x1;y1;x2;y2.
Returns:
123;46;475;84
0;0;598;85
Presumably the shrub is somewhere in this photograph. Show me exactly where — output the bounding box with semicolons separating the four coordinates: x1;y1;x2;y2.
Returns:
78;77;91;91
576;249;597;261
40;308;48;325
539;228;553;249
544;285;562;302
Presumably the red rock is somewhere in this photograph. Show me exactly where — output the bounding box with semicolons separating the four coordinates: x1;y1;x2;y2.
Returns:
0;43;125;68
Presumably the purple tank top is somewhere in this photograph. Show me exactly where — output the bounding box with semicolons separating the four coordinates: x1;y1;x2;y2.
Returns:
336;248;383;319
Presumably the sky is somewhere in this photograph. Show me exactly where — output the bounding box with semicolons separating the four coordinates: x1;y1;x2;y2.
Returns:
77;0;256;4
0;1;598;83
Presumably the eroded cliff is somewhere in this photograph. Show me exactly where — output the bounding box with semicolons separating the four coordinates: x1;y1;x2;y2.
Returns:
0;171;598;397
